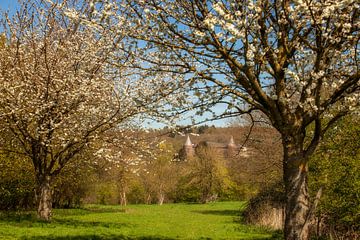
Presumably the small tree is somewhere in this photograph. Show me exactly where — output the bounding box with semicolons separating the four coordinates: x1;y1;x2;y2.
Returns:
178;143;235;203
0;1;171;220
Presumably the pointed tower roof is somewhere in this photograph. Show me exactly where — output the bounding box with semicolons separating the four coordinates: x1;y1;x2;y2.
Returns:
184;135;193;147
227;136;236;148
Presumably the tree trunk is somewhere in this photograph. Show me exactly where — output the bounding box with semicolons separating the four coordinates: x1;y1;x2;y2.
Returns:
146;194;152;204
120;191;127;206
158;191;165;205
283;136;310;240
36;175;53;221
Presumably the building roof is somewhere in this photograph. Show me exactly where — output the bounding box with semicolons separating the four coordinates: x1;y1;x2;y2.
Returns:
227;136;237;148
184;135;193;147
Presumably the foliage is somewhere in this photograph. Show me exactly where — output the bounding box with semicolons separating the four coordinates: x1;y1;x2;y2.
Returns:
138;142;179;205
0;202;279;239
243;182;286;230
173;174;202;203
174;143;239;203
126;180;147;204
0;151;96;210
52;153;96;208
309;116;360;238
0;153;35;210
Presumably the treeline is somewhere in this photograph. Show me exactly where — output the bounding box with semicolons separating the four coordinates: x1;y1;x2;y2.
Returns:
0;125;282;208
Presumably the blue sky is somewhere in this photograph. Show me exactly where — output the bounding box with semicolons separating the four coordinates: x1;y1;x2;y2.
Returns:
0;0;19;14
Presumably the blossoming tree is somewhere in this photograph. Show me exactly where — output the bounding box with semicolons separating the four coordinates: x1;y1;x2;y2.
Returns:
73;0;360;239
0;1;177;221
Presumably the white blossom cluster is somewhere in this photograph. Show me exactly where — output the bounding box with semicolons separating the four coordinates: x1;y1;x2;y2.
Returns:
117;0;358;125
0;1;180;176
59;0;359;145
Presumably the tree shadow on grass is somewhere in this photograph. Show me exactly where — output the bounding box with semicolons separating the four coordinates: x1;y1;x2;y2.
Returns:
83;207;126;214
0;207;125;221
21;234;176;240
192;209;240;216
254;231;283;240
243;236;283;240
54;207;126;217
0;211;37;222
52;218;130;229
20;234;283;240
192;210;283;240
0;211;130;229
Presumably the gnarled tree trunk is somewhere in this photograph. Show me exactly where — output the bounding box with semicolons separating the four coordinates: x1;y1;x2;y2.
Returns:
283;135;310;240
36;175;53;221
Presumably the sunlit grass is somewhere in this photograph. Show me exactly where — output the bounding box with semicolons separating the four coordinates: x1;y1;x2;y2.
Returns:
0;201;282;239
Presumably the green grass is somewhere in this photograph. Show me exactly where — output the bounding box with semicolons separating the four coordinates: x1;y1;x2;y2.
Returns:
0;201;282;239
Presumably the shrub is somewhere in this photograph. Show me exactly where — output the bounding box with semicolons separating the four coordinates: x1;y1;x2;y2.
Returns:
309;116;360;239
0;153;35;210
242;182;285;230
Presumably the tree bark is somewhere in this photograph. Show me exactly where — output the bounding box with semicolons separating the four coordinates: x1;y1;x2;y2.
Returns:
158;191;165;205
36;175;53;221
283;135;310;240
146;194;152;204
120;191;127;206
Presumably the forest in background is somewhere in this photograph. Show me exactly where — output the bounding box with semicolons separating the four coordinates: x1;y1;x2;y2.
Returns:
0;125;282;208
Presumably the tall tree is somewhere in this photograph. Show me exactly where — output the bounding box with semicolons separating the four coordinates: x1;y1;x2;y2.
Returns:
0;1;173;221
71;0;360;239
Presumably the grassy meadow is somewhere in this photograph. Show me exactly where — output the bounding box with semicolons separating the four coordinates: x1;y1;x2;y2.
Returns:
0;201;281;240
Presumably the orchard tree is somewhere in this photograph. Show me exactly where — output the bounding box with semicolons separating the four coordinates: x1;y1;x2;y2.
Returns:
0;1;176;221
68;0;360;239
91;129;151;206
142;141;178;205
